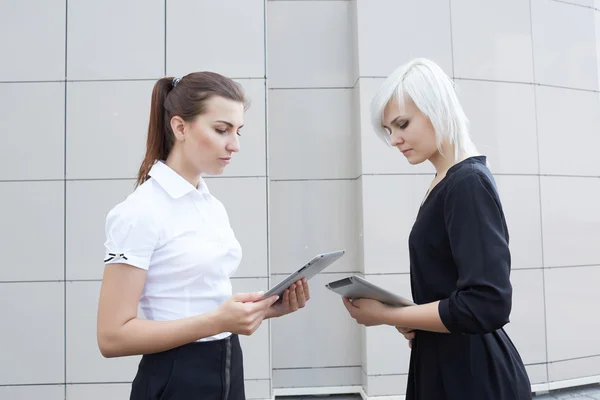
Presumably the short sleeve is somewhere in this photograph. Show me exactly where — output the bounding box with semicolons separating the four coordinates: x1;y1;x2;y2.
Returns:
438;169;513;334
103;202;160;270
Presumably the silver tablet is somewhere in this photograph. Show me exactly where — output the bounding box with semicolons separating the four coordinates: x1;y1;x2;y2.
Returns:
261;250;345;299
325;275;415;307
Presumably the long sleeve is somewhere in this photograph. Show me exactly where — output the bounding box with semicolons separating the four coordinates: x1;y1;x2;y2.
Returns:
438;169;513;334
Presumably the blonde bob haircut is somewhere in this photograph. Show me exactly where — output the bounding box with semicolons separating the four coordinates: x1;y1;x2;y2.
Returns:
370;58;479;161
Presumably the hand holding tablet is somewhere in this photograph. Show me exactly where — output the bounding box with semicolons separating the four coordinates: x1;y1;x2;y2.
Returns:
253;251;413;313
325;275;414;307
258;250;345;301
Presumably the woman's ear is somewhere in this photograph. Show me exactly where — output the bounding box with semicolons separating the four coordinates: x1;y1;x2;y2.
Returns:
170;116;186;142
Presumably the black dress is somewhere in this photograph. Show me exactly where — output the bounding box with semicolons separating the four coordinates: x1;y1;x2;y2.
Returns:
406;156;532;400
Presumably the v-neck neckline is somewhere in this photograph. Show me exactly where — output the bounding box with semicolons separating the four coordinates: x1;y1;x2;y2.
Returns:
418;155;487;210
420;173;443;209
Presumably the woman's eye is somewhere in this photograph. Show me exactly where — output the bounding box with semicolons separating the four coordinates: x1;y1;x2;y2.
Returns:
400;121;409;129
236;131;242;137
216;129;227;134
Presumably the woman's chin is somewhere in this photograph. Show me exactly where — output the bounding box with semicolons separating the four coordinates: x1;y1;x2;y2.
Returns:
202;166;226;176
405;155;426;165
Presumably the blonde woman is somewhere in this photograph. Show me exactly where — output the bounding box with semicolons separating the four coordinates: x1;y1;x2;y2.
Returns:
341;59;531;400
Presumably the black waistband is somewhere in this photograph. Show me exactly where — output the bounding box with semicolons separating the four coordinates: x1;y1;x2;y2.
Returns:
132;334;245;399
144;334;239;359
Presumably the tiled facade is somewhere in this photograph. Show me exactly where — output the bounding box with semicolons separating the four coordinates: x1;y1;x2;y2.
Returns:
1;1;599;399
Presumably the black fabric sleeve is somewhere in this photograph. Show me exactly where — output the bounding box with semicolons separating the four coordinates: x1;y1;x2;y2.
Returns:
438;169;513;334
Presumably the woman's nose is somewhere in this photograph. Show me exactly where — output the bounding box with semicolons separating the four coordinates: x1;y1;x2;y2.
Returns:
389;132;404;147
227;135;240;153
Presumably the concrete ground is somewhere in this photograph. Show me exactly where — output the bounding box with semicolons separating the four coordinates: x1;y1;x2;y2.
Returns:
276;384;600;399
534;384;600;399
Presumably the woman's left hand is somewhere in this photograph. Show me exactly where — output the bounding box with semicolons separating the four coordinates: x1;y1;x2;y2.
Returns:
342;297;390;326
396;327;416;348
265;278;310;319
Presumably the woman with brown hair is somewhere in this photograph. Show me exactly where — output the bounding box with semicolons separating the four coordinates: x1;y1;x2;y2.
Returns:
96;72;309;400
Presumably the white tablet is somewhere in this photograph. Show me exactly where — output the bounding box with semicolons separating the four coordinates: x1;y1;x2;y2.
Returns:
260;250;345;300
326;275;415;307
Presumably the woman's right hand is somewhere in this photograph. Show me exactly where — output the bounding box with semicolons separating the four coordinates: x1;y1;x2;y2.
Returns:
215;292;280;336
396;326;415;348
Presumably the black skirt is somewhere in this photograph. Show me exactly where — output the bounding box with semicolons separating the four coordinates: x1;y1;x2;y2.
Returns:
130;334;245;400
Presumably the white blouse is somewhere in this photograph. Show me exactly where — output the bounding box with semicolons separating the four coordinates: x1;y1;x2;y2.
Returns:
103;161;242;341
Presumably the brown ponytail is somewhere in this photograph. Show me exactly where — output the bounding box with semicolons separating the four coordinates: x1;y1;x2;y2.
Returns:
136;77;175;187
136;72;248;188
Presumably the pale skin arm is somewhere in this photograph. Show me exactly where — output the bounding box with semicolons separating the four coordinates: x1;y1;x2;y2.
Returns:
97;263;279;358
342;297;449;347
385;301;448;332
97;264;310;358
